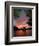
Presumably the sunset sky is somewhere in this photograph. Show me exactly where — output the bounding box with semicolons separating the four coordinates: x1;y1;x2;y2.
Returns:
13;8;32;29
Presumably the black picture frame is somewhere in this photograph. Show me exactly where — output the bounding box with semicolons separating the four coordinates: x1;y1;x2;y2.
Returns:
5;1;38;45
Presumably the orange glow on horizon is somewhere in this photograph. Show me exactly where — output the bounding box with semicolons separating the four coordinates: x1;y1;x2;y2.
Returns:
16;24;32;29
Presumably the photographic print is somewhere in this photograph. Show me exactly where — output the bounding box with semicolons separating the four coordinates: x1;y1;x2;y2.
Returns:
5;2;38;45
12;8;32;37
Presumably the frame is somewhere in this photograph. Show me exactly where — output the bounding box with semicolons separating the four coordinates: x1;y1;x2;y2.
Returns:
5;1;38;45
